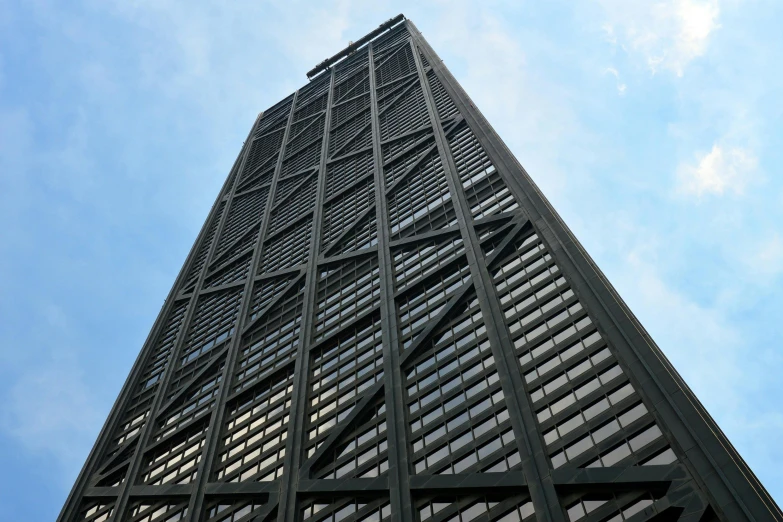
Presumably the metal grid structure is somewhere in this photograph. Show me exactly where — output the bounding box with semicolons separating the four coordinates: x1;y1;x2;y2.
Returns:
59;16;782;522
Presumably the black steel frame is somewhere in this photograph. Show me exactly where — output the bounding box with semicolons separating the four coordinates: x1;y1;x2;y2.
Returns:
59;15;781;522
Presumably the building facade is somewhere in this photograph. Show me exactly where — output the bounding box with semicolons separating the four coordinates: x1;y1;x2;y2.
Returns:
59;16;781;522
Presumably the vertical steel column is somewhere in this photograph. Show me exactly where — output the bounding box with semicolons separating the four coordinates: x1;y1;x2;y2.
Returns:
407;24;566;522
185;93;300;519
367;41;414;522
108;114;263;521
279;69;336;522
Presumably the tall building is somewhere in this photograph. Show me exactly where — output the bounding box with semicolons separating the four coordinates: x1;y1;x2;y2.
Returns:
60;15;781;522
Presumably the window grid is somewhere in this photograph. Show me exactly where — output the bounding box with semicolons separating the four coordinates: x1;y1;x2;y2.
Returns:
375;43;417;86
287;114;326;156
396;260;471;350
235;280;306;391
465;173;518;220
329;109;372;157
325;150;374;200
204;500;266;522
313;258;382;341
259;219;312;273
381;128;432;166
307;316;384;447
376;74;418;102
108;404;149;455
383;136;436;186
257;114;289;137
243;129;285;180
236;167;274;194
492;228;677;472
387;151;458;239
216;368;294;482
128;501;189;522
418;50;431;68
522;329;605;394
549;409;667;470
254;113;289;141
379;83;429;141
376;77;418;112
449;124;518;220
155;364;224;443
281;139;322;177
297;74;332;108
401;293;520;474
334;69;370;103
477;220;516;259
248;276;297;322
493;238;594;362
565;491;662;522
94;458;129;488
504;286;591;355
268;176;318;236
416;495;535;522
334;52;370;82
310;315;383;402
426;68;459;121
205;252;253;289
534;361;626;421
213;225;259;269
300;499;391;522
405;308;488;399
293;92;329;123
79;501;114;522
409;368;517;475
333;212;379;255
392;235;465;291
313;400;388;479
541;378;641;447
275;171;314;205
178;289;242;368
214;414;287;482
334;49;370;82
507;286;579;331
500;272;569;320
332;92;371;127
290;113;325;139
253;107;289;136
528;343;613;406
183;201;225;290
139;421;208;485
322;178;375;247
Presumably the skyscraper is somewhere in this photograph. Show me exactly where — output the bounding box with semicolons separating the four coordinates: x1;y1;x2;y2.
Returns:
59;15;781;522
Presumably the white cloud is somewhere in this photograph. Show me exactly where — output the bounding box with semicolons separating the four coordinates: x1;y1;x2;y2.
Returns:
676;143;756;197
604;66;627;95
601;0;721;76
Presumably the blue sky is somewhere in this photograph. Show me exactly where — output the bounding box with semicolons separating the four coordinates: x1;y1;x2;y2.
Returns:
1;1;782;520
